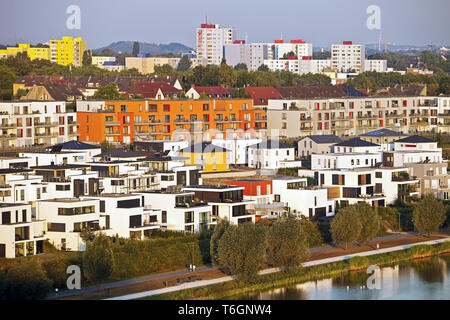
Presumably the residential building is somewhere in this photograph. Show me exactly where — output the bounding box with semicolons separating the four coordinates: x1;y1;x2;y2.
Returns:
272;177;335;219
83;193;161;240
196;23;236;65
223;42;269;71
267;95;439;138
186;86;231;99
0;43;50;61
0;203;45;258
36;198;104;251
264;58;331;75
0;168;48;204
226;179;288;219
331;41;365;73
0;101;78;148
247;140;298;170
49;37;86;67
365;59;388;72
211;138;262;166
92;56;116;66
178;142;230;173
20;84;84;102
298;135;343;157
137;189;212;233
360;128;408;151
183;185;255;225
76;98;263;143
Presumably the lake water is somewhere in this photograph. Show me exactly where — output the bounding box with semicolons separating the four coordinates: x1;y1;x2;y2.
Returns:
233;254;450;300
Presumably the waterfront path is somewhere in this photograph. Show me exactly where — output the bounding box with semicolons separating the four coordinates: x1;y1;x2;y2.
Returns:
105;236;450;300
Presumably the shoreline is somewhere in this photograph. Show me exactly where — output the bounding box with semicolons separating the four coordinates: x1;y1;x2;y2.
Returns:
136;239;450;300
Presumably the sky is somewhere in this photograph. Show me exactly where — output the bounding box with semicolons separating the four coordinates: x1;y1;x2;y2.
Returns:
0;0;449;49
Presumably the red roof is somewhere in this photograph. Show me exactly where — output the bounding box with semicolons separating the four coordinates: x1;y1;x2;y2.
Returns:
131;81;181;98
193;86;230;97
244;87;282;106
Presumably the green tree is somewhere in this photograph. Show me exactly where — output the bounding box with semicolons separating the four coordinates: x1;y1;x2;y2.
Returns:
257;64;270;72
331;207;362;249
353;203;381;244
83;233;115;290
299;218;324;247
154;64;175;77
93;82;120;100
209;219;231;266
177;55;192;72
0;64;18;100
14;88;28;100
5;259;53;300
132;41;140;57
234;63;248;71
82;50;92;66
413;194;446;236
218;223;267;283
267;216;310;272
218;63;236;87
101;140;116;152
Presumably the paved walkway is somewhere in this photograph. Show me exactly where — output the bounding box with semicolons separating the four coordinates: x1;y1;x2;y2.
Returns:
105;237;450;300
48;265;214;299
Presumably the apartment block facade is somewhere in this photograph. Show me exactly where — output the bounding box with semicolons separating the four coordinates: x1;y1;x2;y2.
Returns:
223;42;269;71
49;37;86;67
0;101;78;148
267;96;441;139
196;23;236;66
76;99;265;143
331;41;365;73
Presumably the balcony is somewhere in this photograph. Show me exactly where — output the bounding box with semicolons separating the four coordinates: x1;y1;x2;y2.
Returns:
0;134;17;140
254;117;267;122
385;113;406;118
68;131;80;136
174;118;190;123
147;119;163;125
104;131;120;136
0;123;17;129
34;132;58;137
356;114;378;119
68;120;80;125
34;121;58;127
104;120;121;126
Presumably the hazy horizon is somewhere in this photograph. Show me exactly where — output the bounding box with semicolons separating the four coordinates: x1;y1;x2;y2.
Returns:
1;0;449;49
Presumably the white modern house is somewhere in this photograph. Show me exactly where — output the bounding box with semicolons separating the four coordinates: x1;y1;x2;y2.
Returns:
83;193;161;240
36;198;104;251
212;137;262;166
137;190;212;233
0;203;46;258
182;185;255;225
247;140;298;170
272;178;335;219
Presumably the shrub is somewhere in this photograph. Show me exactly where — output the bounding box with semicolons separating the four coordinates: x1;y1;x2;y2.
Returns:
5;259;53;300
347;256;370;270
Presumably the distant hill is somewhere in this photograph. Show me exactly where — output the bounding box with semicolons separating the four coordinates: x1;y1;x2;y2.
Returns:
94;41;193;56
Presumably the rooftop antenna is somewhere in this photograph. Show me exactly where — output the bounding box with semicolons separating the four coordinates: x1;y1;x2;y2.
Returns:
205;14;208;25
245;32;248;43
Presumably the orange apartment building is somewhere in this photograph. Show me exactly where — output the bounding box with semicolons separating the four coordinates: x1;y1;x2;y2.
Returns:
76;99;266;143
